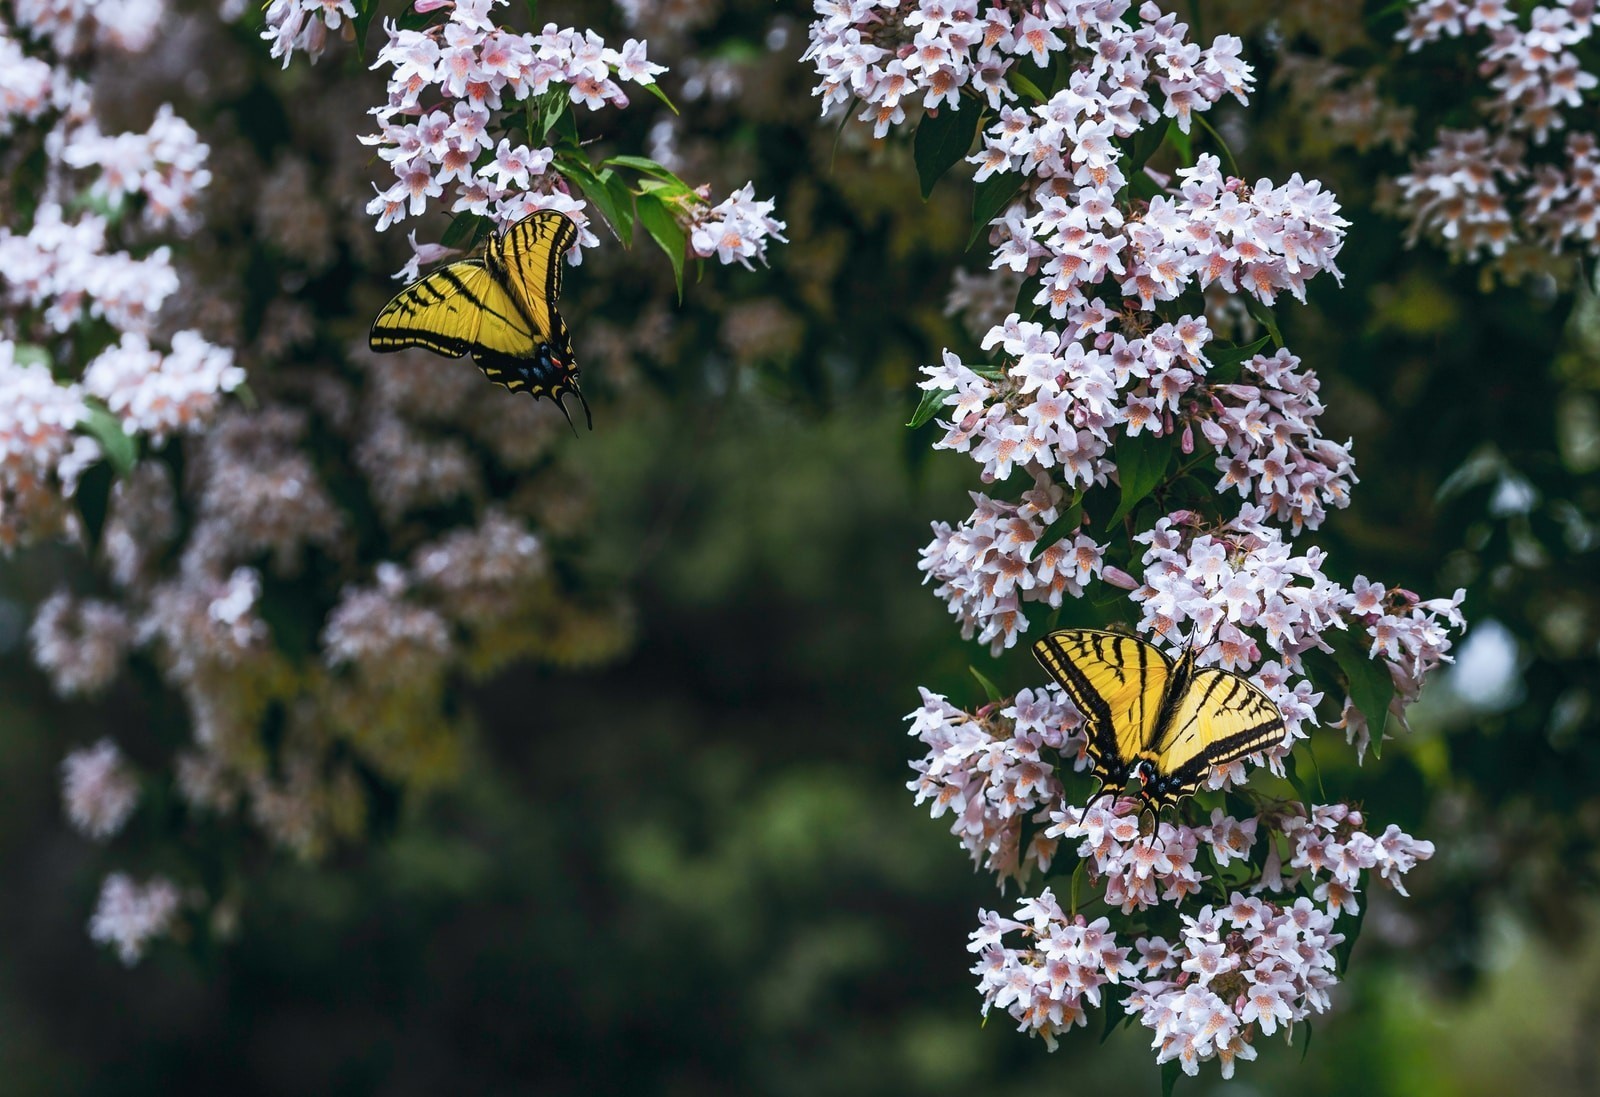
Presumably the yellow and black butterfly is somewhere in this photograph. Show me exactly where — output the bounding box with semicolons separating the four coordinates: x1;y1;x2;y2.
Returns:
369;209;590;428
1033;628;1286;814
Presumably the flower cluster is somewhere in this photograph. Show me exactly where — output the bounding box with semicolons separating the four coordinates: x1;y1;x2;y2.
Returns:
0;203;181;335
0;2;228;549
60;104;213;230
362;4;661;235
687;183;789;267
1395;0;1600;262
972;797;1434;1077
13;0;165;56
0;343;95;547
60;738;140;840
30;591;133;697
970;891;1135;1050
0;25;54;134
88;873;182;966
906;684;1084;882
84;331;245;443
357;0;781;277
805;0;1249;140
824;0;1467;1080
918;476;1108;652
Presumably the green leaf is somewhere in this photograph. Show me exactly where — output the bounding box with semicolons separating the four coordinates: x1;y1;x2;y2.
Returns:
81;403;136;474
635;192;685;300
555;160;633;246
604;155;682;181
1105;430;1171;529
968;171;1024;251
1161;1058;1183;1097
1099;984;1133;1044
440;212;488;251
1282;752;1314;810
637;177;695;201
1246;295;1285;349
352;0;379;62
914;104;983;199
1034;492;1085;555
969;665;1003;703
1014;275;1043;320
11;342;50;370
1205;334;1272;383
1125;120;1170;174
1299;1018;1315;1063
535;88;569;140
1333;892;1368;973
1169;120;1193;167
1008;70;1047;103
641;81;680;115
75;460;113;551
603;170;636;248
1330;629;1395;756
907;386;952;429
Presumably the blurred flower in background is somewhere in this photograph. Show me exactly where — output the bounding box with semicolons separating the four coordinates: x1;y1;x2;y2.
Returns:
0;1;1596;1095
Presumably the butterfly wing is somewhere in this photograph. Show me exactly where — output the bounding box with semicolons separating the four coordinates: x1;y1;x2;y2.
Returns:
369;259;537;360
370;226;587;422
1146;668;1286;811
487;209;577;350
1033;629;1172;796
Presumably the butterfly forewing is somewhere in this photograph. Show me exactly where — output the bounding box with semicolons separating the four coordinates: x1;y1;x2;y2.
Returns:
1033;629;1171;790
370;260;537;360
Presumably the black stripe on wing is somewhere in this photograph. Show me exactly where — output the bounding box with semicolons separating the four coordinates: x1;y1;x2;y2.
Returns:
1032;633;1128;786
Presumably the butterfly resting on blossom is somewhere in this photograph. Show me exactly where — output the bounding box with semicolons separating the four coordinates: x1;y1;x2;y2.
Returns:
1033;628;1286;815
369;209;590;429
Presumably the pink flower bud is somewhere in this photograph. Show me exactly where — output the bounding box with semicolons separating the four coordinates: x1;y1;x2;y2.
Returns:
412;0;452;11
1181;423;1194;453
1101;565;1139;590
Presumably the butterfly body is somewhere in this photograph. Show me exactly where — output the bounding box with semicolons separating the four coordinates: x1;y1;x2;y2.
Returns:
1033;628;1286;814
369;210;590;427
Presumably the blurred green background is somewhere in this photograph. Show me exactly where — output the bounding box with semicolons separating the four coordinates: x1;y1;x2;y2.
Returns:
3;1;1600;1094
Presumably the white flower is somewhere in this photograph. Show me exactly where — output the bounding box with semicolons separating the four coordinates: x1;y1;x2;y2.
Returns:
89;874;182;965
61;739;140;840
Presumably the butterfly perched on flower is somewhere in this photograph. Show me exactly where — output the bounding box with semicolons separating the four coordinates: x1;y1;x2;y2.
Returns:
1033;628;1286;814
369;209;590;429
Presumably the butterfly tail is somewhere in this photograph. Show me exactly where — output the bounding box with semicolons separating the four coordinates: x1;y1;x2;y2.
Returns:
552;393;580;437
570;383;593;431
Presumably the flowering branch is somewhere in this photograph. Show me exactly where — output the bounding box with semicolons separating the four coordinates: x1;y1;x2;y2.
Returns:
808;0;1464;1082
268;0;786;291
28;0;789;969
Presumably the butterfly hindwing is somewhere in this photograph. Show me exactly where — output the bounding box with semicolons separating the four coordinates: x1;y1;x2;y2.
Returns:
1033;629;1171;792
1147;667;1286;808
